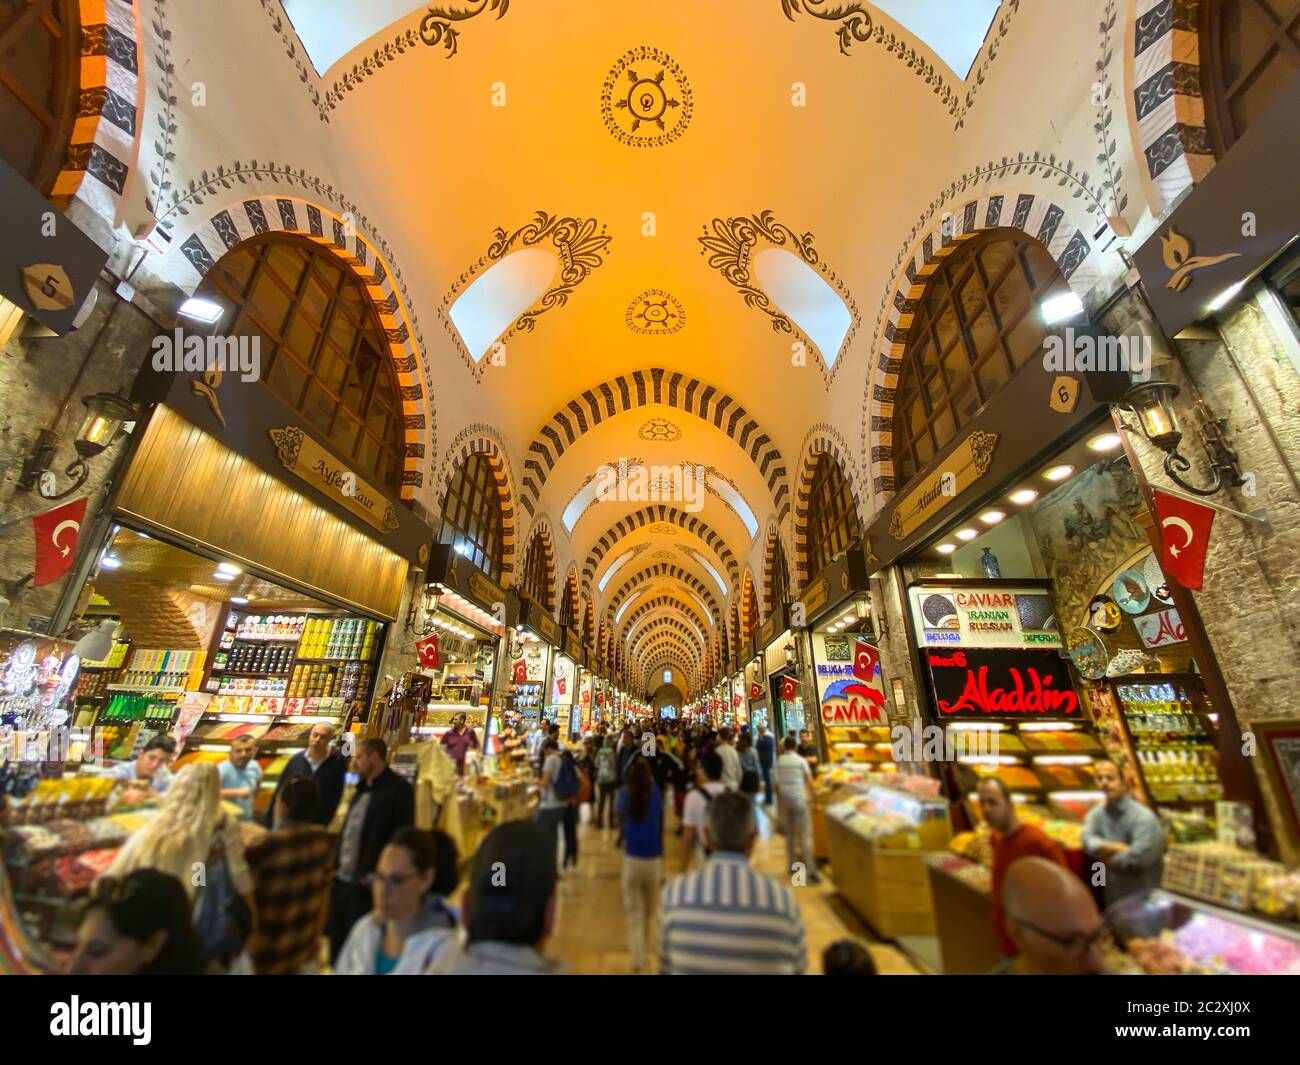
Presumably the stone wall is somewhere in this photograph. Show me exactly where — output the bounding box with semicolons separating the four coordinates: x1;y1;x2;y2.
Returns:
1105;285;1300;861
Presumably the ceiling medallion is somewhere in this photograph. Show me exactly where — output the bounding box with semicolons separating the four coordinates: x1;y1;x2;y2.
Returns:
625;289;686;335
648;523;678;535
638;417;681;443
601;46;694;148
652;550;677;560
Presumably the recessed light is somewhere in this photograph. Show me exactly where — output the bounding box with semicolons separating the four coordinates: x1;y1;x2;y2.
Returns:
1043;464;1074;482
216;562;241;576
99;555;121;570
955;528;978;541
1207;280;1244;313
936;543;957;555
231;596;249;605
979;510;1006;525
1041;292;1084;325
1009;489;1039;505
178;296;225;325
1088;432;1123;452
213;571;235;581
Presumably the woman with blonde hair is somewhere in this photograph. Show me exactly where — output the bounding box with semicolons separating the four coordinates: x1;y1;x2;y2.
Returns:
102;762;256;965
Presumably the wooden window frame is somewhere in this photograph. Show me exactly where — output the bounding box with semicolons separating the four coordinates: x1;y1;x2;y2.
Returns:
438;453;505;582
1202;0;1300;156
806;454;860;582
0;0;80;194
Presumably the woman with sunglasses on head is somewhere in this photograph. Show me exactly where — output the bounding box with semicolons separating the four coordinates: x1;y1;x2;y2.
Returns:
66;869;203;975
335;827;460;974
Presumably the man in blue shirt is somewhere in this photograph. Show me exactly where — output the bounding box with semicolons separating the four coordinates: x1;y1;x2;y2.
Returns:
219;735;263;820
1083;760;1166;907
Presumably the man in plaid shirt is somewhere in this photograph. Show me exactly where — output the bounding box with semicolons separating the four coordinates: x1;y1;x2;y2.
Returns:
243;777;335;974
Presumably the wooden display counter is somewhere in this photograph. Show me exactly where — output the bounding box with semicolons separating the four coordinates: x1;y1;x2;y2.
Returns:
811;802;830;861
927;862;1002;974
826;817;940;938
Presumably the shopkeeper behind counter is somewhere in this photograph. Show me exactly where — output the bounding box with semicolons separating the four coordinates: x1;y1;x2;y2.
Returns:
220;736;263;821
111;734;177;798
440;712;480;773
1083;761;1166;907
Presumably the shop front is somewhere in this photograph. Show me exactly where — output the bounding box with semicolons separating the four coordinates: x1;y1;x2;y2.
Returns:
756;607;803;740
551;631;582;740
512;595;557;729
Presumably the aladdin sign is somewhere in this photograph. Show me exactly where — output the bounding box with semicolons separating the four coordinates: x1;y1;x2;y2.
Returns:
924;648;1080;718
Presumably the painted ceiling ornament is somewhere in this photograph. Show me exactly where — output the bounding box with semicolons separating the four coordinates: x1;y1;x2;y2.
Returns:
698;210;860;381
601;46;694;148
626;290;686;335
780;0;874;55
638;417;681;443
648;523;679;536
651;550;677;560
440;211;612;370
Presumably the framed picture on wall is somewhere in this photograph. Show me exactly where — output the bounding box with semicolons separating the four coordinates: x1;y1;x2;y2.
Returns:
1256;720;1300;855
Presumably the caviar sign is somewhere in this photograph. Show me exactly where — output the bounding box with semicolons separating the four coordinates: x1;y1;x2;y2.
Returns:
923;648;1080;718
909;585;1061;650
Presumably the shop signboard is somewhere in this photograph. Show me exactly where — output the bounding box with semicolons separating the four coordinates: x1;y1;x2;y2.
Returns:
908;582;1062;650
268;426;400;535
922;647;1081;719
810;630;888;726
519;596;560;646
888;431;999;542
1134;606;1187;649
1133;77;1300;338
796;544;870;625
427;545;516;626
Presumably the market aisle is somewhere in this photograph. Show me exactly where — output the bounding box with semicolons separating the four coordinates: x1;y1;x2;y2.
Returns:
545;802;920;975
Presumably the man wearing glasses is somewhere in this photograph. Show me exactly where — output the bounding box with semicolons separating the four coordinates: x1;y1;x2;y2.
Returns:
999;857;1109;975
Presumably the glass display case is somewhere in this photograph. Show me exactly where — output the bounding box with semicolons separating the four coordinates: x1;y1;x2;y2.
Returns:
1107;889;1300;976
1108;674;1225;807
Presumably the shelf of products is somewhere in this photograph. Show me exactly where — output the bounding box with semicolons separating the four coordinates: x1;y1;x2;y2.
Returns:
94;691;181;725
824;725;895;766
509;682;542;713
1112;677;1225;805
79;639;130;671
232;614;307;641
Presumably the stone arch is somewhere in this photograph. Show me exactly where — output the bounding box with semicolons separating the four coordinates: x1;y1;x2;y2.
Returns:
560;565;580;629
1130;0;1214;211
581;504;740;595
645;653;696;691
51;0;143;228
620;595;711;645
631;618;704;662
437;428;518;583
581;599;596;650
865;190;1103;499
520;517;557;610
740;570;759;638
605;564;722;625
762;518;795;615
161;194;432;501
793;427;867;588
520;368;790;520
639;635;701;671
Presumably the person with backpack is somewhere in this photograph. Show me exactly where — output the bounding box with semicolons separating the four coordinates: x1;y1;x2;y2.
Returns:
679;751;727;871
535;739;577;873
617;757;663;972
594;735;618;829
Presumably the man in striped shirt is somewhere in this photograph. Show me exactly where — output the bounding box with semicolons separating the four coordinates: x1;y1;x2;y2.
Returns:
658;790;807;975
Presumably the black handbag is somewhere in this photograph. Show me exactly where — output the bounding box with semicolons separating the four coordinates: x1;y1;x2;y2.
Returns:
740;769;760;794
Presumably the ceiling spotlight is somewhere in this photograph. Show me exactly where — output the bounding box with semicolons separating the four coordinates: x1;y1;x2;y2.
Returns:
1009;488;1039;505
979;510;1006;525
1088;432;1123;452
1040;291;1084;325
955;528;978;542
99;555;122;570
936;543;957;555
231;596;249;605
216;562;241;576
1043;464;1074;482
213;570;235;581
177;296;225;325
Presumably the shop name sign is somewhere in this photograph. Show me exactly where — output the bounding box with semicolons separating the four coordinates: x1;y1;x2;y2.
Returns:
888;431;998;541
910;586;1061;650
269;427;398;533
924;648;1080;718
1135;606;1186;649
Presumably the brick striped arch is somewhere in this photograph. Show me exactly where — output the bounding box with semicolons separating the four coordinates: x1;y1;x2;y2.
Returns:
620;595;711;644
762;519;795;614
520;368;790;520
581;600;596;650
582;505;739;595
437;429;518;583
520;518;557;610
162;195;431;500
50;0;141;227
644;654;696;689
1132;0;1213;210
632;619;704;661
605;564;722;624
639;636;701;671
793;427;866;588
866;191;1103;498
560;566;579;629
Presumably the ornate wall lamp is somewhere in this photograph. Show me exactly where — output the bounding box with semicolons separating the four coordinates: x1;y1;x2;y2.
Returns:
1118;382;1246;497
17;391;137;500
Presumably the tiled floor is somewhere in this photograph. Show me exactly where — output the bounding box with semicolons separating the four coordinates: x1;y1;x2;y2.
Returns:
545;801;920;975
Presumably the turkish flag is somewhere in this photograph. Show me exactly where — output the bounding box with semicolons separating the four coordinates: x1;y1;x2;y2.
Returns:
33;497;87;587
1154;490;1216;591
556;674;566;696
415;633;439;669
512;659;528;684
749;681;762;701
853;638;880;683
781;676;798;701
732;693;741;708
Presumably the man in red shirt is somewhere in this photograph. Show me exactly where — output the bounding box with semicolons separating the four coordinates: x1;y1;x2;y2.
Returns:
976;777;1067;958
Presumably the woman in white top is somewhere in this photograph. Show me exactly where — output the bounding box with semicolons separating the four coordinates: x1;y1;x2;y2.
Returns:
335;827;459;975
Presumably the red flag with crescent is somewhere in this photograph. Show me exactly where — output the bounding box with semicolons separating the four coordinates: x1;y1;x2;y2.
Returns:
33;497;87;587
781;676;798;701
512;658;528;684
1154;490;1215;591
415;633;440;669
853;638;880;683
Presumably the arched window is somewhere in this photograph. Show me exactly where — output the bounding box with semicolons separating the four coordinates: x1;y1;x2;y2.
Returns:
891;229;1068;488
520;534;552;611
767;535;791;612
559;576;577;630
741;575;760;639
438;454;504;581
806;454;860;582
196;236;407;489
0;0;80;194
1202;0;1300;155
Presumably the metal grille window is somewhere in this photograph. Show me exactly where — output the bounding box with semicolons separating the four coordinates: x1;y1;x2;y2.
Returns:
891;230;1067;489
0;0;79;193
1203;0;1300;155
806;454;860;583
438;453;504;582
197;236;407;489
520;535;551;611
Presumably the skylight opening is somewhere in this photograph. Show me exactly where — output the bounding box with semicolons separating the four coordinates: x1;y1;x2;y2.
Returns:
283;0;425;75
752;248;852;371
448;248;557;364
597;547;639;593
872;0;1000;79
706;473;758;538
682;546;728;598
